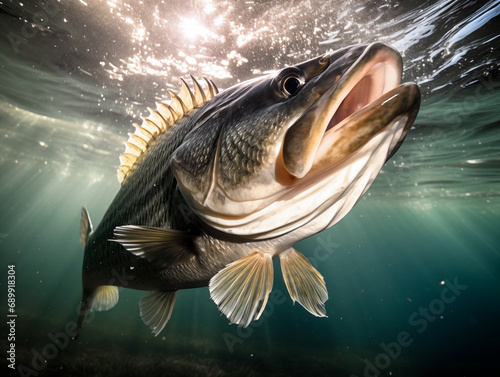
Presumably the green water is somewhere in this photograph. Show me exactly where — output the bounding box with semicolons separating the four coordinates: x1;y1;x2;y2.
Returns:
1;184;498;376
1;0;499;376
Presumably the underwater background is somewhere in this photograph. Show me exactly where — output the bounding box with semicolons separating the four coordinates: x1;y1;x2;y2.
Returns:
0;0;499;376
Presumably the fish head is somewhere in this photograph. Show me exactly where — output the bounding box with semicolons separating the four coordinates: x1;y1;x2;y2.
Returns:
171;42;420;240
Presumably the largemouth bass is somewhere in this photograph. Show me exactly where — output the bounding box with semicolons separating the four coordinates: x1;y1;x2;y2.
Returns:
77;42;420;337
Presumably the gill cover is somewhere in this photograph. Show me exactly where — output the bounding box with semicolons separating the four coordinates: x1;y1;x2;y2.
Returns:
170;53;332;217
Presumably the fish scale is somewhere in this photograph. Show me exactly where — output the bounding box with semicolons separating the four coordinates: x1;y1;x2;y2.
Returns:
77;43;420;337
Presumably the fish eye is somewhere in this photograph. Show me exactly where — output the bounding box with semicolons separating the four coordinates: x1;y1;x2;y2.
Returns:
282;75;303;96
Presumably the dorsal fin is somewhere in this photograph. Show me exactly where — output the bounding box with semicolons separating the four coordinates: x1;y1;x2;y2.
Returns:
117;77;219;184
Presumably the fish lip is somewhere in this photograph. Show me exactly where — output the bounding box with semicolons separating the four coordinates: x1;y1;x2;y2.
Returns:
282;42;416;179
309;82;420;177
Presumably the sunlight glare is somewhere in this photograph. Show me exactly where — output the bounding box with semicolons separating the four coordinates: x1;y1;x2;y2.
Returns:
180;17;208;40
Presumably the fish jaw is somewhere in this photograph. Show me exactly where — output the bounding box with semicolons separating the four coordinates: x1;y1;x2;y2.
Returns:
171;43;420;240
283;44;408;178
282;42;404;178
306;82;419;177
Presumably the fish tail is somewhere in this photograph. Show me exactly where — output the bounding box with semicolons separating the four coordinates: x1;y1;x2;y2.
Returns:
75;285;120;340
77;207;94;340
75;288;94;340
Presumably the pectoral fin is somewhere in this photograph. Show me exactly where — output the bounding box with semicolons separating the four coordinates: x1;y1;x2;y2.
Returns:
112;225;195;267
280;248;328;317
140;291;177;336
209;252;273;328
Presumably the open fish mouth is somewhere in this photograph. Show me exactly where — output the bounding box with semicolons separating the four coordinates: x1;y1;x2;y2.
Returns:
282;43;420;180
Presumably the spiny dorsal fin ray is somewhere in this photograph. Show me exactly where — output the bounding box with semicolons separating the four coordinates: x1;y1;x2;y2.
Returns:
80;206;93;247
147;107;168;131
205;77;219;97
111;225;196;267
156;102;177;124
141;116;162;135
140;290;177;336
167;89;188;115
92;285;119;311
178;78;195;109
209;252;273;328
128;130;148;149
124;141;142;156
120;152;137;167
117;77;218;184
190;75;206;104
279;248;328;317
